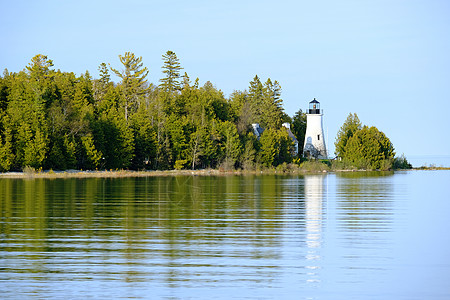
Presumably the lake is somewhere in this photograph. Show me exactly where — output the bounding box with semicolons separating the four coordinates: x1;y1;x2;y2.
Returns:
1;171;450;299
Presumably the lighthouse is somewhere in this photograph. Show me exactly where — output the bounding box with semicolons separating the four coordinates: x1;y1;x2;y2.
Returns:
303;98;327;159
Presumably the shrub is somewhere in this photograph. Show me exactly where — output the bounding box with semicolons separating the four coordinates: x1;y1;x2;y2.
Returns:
393;154;412;169
174;159;188;170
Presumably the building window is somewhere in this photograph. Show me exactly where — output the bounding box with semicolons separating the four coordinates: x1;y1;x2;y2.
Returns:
317;135;320;140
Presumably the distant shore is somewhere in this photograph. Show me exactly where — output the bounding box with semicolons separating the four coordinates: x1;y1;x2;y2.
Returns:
0;167;448;179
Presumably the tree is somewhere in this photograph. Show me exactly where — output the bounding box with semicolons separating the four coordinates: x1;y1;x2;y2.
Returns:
0;125;14;171
344;125;395;170
229;90;250;134
5;69;49;170
259;128;293;167
220;121;242;169
292;109;307;155
93;62;112;106
26;54;53;81
159;50;183;95
261;78;284;129
166;114;189;166
240;133;258;170
129;105;157;170
393;153;412;169
94;107;134;169
335;113;362;158
25;54;58;108
0;69;11;114
110;52;149;121
247;75;264;124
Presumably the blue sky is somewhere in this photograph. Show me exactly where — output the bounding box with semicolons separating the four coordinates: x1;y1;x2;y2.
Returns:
1;0;449;158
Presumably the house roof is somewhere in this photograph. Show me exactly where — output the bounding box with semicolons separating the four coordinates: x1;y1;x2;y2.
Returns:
286;128;298;143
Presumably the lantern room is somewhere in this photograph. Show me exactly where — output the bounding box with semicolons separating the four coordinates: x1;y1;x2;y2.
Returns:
308;98;321;114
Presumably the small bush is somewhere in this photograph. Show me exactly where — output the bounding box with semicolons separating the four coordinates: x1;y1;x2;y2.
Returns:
174;159;188;170
393;154;412;169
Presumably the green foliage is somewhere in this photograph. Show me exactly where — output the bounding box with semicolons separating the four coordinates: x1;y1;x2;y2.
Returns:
240;133;258;170
220;121;242;169
292;109;307;155
159;50;183;95
80;134;102;169
333;114;410;171
0;126;14;171
0;53;307;172
335;113;362;158
174;159;188;170
110;52;149;121
261;78;284;129
340;125;395;170
300;160;330;172
393;153;412;169
130;107;157;170
259;128;293;167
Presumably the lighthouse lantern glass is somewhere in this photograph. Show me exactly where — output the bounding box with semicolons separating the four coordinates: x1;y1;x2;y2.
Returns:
309;100;320;114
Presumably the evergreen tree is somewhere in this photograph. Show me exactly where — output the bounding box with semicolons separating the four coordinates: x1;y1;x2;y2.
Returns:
229;90;252;135
95;107;134;169
335;113;362;158
247;75;264;124
93;62;111;107
259;128;293;167
159;50;183;95
344;126;395;170
220;121;242;169
166;114;189;167
292;109;307;155
261;78;284;129
110;52;149;121
129;105;157;170
0;123;14;171
240;133;258;170
6;70;49;169
0;69;11;114
26;54;58;108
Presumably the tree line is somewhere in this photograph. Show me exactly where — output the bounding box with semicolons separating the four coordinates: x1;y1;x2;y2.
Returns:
0;52;308;172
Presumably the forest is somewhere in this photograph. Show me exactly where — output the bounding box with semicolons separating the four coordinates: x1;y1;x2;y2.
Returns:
0;52;308;172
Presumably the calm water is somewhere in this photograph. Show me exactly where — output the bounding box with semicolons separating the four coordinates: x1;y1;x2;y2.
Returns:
1;171;450;299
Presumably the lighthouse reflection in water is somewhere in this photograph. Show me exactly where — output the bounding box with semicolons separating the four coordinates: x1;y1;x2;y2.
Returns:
304;174;326;284
288;174;327;286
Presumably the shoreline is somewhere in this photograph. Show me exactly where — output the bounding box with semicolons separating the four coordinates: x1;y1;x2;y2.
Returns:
0;167;448;179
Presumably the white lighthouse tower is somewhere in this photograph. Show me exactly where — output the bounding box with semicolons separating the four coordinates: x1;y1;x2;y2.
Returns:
303;98;327;159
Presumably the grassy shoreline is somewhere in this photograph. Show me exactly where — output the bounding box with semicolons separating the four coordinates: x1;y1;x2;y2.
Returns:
0;166;448;179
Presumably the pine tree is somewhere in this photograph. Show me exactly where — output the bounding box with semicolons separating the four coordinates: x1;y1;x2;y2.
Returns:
0;125;14;171
261;78;284;129
248;75;264;124
93;63;111;107
220;121;242;169
159;50;183;94
110;52;149;121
